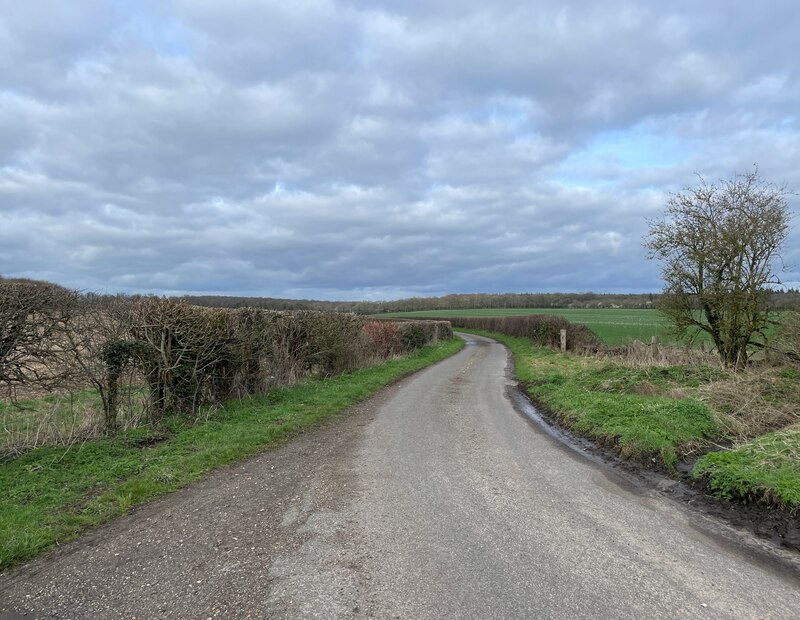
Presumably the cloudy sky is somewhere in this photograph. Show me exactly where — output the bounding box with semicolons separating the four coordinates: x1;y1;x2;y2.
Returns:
1;0;799;300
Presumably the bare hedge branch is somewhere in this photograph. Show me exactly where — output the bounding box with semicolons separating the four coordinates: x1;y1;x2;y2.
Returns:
2;281;452;444
0;278;78;397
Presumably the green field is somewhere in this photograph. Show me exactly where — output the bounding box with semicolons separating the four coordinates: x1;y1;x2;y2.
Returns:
376;308;672;345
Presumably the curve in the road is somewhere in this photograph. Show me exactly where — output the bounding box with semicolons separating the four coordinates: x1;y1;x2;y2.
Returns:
1;333;798;619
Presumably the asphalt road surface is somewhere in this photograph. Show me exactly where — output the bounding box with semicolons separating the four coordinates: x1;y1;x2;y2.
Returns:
2;333;799;619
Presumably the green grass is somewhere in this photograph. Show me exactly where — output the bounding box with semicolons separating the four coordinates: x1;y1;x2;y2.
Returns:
462;329;722;469
377;308;672;344
466;329;720;467
693;424;800;510
465;327;800;510
0;337;464;570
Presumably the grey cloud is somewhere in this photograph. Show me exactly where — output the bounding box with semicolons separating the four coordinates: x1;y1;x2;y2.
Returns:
175;0;362;83
0;0;124;101
360;2;800;139
0;1;798;298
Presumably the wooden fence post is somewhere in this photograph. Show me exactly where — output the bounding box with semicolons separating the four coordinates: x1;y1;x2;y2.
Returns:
650;335;659;358
560;329;567;352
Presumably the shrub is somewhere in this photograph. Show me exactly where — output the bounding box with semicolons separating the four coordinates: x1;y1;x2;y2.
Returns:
363;321;405;359
2;287;456;449
126;298;240;418
399;322;433;350
303;311;365;375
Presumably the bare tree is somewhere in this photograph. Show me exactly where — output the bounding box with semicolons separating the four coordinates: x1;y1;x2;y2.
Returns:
645;167;792;369
0;278;78;397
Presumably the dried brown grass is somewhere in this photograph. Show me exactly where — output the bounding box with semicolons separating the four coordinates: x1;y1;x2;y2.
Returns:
594;340;799;442
697;368;800;439
1;395;101;458
601;339;722;368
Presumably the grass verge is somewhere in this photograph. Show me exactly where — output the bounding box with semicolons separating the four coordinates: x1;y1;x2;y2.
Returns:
460;329;722;470
693;424;800;511
462;328;800;511
0;337;464;571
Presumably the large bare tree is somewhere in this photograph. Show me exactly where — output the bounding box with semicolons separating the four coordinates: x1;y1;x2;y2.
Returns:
645;168;792;369
0;278;78;397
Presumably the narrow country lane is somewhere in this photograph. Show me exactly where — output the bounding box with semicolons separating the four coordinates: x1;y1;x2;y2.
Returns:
1;333;798;619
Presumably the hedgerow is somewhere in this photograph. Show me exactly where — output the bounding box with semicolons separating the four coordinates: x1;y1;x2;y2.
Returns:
444;314;600;351
0;280;452;451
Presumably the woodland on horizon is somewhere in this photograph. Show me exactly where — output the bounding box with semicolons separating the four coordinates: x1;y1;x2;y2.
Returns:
182;290;800;314
3;277;799;314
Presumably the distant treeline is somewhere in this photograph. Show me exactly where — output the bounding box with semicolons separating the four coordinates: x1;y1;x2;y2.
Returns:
183;290;800;313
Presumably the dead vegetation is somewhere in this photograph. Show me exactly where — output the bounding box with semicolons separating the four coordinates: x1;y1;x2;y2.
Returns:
771;310;800;364
600;337;799;442
601;338;722;368
0;279;453;458
0;278;78;396
697;367;800;439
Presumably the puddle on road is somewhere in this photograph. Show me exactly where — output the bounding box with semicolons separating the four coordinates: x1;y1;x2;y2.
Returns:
506;385;606;469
